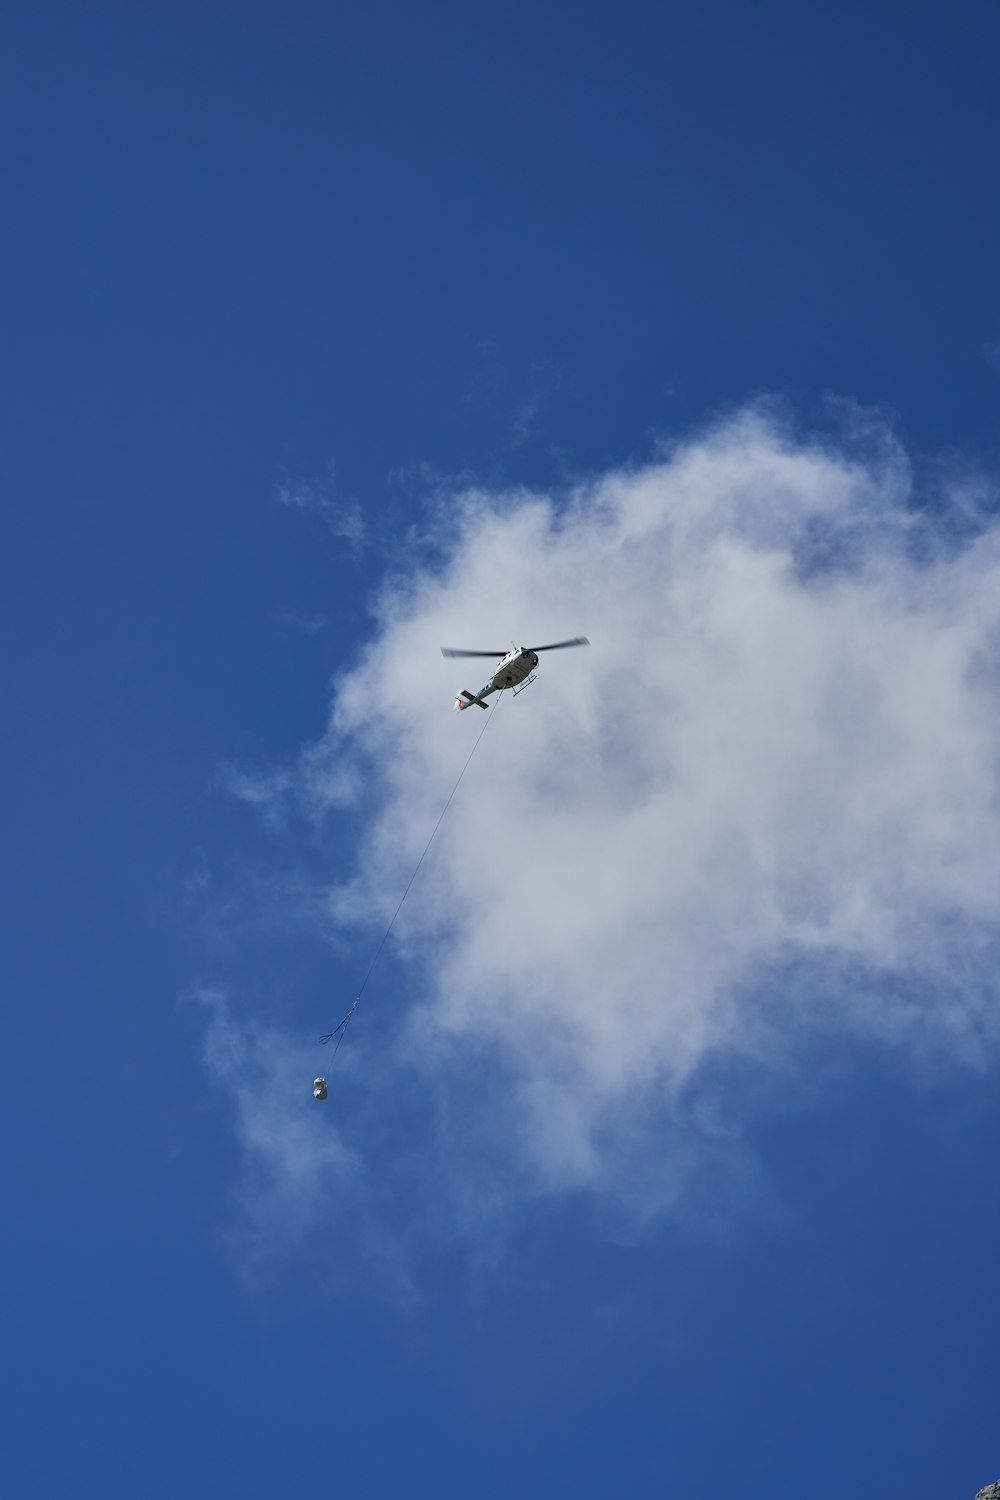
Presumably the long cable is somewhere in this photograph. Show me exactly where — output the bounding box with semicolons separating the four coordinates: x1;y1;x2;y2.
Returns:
319;694;503;1048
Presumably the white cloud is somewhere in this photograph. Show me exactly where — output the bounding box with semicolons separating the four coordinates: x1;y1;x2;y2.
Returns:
218;402;1000;1226
511;389;542;445
218;764;294;829
273;609;329;635
277;476;366;551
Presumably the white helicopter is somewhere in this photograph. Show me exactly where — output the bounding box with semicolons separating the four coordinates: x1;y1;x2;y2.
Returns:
442;636;589;709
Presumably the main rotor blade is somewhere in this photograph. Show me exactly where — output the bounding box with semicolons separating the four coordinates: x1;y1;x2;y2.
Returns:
440;647;506;658
527;636;590;652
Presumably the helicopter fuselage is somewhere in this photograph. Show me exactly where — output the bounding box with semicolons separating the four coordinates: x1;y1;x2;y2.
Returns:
456;647;540;709
488;647;539;691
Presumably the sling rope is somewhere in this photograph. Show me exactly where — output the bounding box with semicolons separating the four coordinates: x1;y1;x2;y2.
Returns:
319;693;503;1049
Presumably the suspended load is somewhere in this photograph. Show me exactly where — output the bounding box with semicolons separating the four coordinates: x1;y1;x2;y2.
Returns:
313;1077;328;1101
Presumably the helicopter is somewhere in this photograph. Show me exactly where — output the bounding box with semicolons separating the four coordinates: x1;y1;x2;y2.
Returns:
441;636;589;709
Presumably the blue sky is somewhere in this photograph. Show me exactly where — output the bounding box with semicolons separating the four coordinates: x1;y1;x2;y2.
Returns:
4;2;1000;1496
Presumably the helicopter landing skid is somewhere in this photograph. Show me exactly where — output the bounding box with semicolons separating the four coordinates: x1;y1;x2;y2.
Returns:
512;673;537;697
